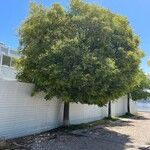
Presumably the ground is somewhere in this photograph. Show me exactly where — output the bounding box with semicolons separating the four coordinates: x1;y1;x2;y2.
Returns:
1;112;150;150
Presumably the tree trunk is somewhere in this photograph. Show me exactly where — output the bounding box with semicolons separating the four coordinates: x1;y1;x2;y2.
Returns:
63;101;70;127
108;101;111;118
127;93;130;114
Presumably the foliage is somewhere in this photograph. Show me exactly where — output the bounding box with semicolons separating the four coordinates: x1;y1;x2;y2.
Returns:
131;71;150;101
17;0;143;107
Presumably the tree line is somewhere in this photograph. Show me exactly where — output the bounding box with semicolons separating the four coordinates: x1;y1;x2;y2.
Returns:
17;0;150;126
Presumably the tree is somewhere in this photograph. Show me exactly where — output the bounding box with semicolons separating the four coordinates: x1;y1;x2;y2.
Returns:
17;0;143;125
131;72;150;101
125;71;142;115
126;71;150;114
71;0;143;119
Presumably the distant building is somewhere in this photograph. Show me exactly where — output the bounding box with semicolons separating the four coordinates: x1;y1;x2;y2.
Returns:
0;42;20;80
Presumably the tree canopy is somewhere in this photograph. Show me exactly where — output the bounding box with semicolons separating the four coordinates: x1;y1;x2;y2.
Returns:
131;71;150;101
17;0;143;107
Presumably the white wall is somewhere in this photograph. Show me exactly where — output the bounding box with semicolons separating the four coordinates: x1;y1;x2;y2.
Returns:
0;80;137;139
70;103;107;124
0;66;16;80
0;81;63;139
70;96;137;124
111;97;137;116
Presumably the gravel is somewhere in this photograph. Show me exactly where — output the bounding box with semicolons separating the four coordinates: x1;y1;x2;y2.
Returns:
2;112;150;150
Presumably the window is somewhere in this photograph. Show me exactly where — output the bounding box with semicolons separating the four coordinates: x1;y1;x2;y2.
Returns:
2;55;11;66
1;55;17;68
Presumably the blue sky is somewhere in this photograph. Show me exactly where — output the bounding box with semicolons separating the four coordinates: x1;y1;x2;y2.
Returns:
0;0;150;73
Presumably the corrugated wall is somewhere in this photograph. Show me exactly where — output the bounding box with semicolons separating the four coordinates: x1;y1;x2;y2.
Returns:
0;80;137;139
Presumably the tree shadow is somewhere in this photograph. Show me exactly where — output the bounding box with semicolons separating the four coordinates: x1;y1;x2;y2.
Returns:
4;123;134;150
45;126;134;150
121;114;150;121
131;115;150;120
5;114;149;150
104;120;134;128
120;111;150;120
139;146;150;150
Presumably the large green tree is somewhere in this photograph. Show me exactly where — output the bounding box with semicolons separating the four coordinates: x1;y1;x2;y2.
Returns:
17;0;143;125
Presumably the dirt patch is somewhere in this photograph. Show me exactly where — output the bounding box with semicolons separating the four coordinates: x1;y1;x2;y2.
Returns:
1;112;150;150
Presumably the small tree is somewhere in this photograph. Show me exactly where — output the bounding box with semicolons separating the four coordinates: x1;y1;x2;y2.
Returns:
131;73;150;101
127;71;150;114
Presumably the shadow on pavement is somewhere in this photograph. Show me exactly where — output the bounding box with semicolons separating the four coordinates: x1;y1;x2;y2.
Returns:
3;115;148;150
104;120;134;128
139;146;150;150
3;124;133;150
32;124;133;150
131;115;150;120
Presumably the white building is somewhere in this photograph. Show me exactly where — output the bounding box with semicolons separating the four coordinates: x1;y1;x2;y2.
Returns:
0;42;20;80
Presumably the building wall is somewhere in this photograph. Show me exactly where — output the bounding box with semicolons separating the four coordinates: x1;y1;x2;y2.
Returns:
70;96;137;124
0;66;16;80
0;80;137;139
0;43;20;80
